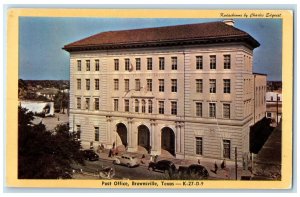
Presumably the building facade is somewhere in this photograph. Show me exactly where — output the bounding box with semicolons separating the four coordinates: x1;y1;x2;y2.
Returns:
64;20;266;163
266;91;282;126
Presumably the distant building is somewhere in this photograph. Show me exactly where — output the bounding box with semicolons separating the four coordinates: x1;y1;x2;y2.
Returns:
266;91;282;126
36;88;59;101
267;81;282;92
63;20;266;163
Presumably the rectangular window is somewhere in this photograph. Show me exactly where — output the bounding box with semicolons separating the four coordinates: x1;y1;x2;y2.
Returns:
147;79;152;92
114;99;119;111
77;79;81;90
196;56;203;69
77;60;81;71
171;79;177;92
196;79;203;93
124;79;129;92
159;57;165;70
124;99;129;112
95;59;100;71
209;103;216;118
223;104;230;119
86;60;90;71
196;102;202;117
94;98;99;110
136;58;141;70
76;125;81;139
195;137;203;155
77;97;81;109
159;101;164;114
95;79;99;90
147;58;152;70
135;99;139;113
210;55;216;69
135;79;141;91
171;57;177;70
223;79;231;93
86;79;90;90
125;58;130;71
209;79;216;93
159;79;164;92
223;140;231;159
148;100;153;113
94;127;99;141
142;100;146;113
114;59;119;71
85;98;90;110
114;79;119;91
224;55;231;69
171;101;177;115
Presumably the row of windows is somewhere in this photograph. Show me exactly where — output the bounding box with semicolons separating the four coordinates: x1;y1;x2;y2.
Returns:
195;138;231;159
195;102;231;119
76;55;231;72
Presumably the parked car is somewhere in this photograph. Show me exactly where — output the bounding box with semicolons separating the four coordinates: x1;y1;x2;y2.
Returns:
178;164;209;179
82;149;99;161
148;160;177;174
113;154;140;167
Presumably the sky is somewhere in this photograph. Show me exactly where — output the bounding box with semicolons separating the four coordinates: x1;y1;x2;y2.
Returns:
19;17;282;81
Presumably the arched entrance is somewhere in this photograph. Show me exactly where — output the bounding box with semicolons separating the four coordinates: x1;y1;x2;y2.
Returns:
161;127;175;156
116;123;127;147
138;125;150;152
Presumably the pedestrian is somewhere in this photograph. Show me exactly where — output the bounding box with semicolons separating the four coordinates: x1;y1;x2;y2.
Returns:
108;149;112;157
198;159;201;164
221;159;226;169
214;161;218;174
149;155;153;162
154;155;158;163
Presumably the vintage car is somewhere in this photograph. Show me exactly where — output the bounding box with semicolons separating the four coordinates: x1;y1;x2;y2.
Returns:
113;154;140;167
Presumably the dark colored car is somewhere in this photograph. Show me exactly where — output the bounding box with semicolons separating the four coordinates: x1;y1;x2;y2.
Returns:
82;149;99;161
178;164;209;179
148;160;177;174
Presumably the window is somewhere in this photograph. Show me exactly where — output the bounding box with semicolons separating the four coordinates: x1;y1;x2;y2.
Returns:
196;102;202;117
159;101;164;114
95;59;100;71
125;58;130;71
76;125;81;139
86;79;90;90
223;140;231;159
271;96;273;101
94;98;99;110
77;60;81;71
224;55;231;69
171;101;177;115
223;104;230;119
159;57;165;70
114;79;119;91
113;99;119;111
124;99;129;112
171;57;177;70
209;79;216;93
86;60;90;71
196;56;203;69
142;100;146;113
77;79;81;90
135;79;141;91
210;55;216;69
135;99;139;113
124;79;129;92
77;97;81;109
147;58;152;70
196;79;203;93
94;127;99;141
114;59;119;71
148;100;153;113
159;79;164;92
147;79;152;92
95;79;99;90
85;98;90;110
171;79;177;92
136;58;141;70
195;137;203;155
209;103;216;118
223;79;231;93
267;112;271;117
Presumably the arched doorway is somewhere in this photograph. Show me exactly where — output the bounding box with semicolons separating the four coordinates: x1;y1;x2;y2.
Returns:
116;123;127;147
161;127;175;156
138;125;150;152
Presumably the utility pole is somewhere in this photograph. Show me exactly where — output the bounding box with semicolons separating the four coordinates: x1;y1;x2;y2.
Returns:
276;93;279;125
235;147;238;180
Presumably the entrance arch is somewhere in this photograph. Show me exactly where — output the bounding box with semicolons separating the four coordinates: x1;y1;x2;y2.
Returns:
116;123;127;147
161;127;175;156
138;125;150;151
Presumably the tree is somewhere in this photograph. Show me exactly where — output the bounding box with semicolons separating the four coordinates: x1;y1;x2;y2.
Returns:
18;106;84;179
54;91;69;113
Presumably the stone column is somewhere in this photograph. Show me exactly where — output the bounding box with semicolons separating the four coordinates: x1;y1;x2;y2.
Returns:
176;121;185;159
106;116;112;149
127;117;136;152
150;119;160;155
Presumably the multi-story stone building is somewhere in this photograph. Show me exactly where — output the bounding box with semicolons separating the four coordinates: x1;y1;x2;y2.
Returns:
63;20;266;163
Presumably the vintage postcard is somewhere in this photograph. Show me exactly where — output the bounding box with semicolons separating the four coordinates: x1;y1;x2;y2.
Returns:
6;8;293;189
